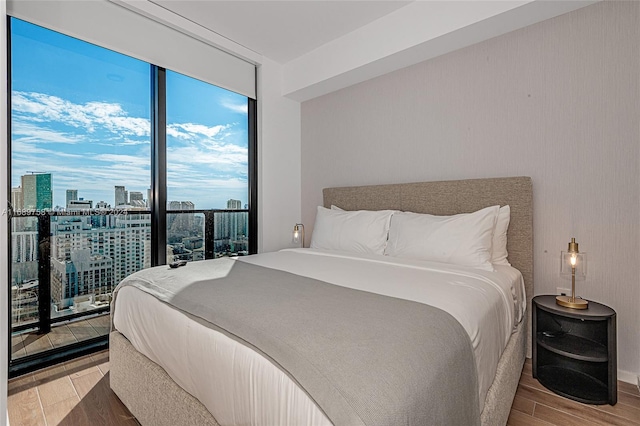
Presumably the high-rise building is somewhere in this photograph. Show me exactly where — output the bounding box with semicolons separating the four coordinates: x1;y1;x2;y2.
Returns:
11;187;23;210
168;201;195;235
227;199;242;210
66;189;78;208
67;199;93;210
129;191;145;208
50;214;151;309
115;186;128;206
21;173;52;210
214;210;248;254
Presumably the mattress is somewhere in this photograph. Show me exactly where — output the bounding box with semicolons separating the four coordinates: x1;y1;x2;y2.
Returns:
112;248;526;426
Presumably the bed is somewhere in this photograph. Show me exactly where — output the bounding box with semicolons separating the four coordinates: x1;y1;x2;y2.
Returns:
110;176;533;426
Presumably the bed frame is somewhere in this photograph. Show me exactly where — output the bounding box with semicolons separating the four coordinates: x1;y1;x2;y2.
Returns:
110;176;533;426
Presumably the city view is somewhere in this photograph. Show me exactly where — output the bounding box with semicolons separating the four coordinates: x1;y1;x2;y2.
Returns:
10;171;249;328
9;16;252;357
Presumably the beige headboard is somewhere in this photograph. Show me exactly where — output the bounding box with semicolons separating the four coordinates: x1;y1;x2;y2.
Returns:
322;176;533;302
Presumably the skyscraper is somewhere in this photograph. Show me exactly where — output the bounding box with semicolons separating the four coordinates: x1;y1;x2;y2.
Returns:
115;186;128;206
21;173;52;210
66;189;78;208
227;199;242;210
129;191;145;207
67;199;93;210
11;187;23;210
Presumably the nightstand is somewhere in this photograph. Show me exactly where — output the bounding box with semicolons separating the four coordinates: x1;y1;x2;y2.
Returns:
532;295;617;405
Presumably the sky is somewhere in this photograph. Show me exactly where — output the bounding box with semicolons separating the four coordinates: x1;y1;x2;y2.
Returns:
10;18;249;210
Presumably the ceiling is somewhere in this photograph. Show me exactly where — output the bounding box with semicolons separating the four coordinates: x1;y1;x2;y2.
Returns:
150;0;412;64
138;0;597;101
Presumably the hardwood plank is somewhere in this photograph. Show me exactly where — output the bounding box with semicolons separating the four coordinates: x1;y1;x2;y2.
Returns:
533;403;601;426
619;390;640;407
512;394;536;416
586;396;640;423
7;388;46;426
91;350;110;374
8;372;35;396
76;372;138;425
32;363;67;386
6;348;638;426
519;368;640;423
37;376;78;408
42;395;89;426
619;381;640;397
508;409;554;426
517;384;640;426
72;370;104;399
64;353;102;379
97;360;110;375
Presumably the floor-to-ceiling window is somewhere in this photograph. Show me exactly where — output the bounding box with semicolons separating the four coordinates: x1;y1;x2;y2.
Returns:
8;17;257;376
166;71;251;260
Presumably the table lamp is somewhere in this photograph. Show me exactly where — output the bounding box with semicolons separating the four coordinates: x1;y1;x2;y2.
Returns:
292;223;305;248
556;237;588;309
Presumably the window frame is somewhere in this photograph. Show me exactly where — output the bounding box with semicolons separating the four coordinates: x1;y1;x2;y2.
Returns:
6;17;258;376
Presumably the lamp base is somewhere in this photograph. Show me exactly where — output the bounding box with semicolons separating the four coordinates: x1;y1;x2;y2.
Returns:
556;295;589;309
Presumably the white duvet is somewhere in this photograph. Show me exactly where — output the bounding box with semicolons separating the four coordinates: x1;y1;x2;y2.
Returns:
113;248;526;426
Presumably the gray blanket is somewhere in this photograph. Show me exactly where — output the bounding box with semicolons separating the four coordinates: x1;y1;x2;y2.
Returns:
113;257;479;426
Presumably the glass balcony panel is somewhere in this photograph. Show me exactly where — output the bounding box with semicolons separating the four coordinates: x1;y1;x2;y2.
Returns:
167;212;205;262
10;211;151;361
11;216;39;329
213;210;249;257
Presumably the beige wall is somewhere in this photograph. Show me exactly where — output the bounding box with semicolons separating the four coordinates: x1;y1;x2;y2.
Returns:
301;1;640;379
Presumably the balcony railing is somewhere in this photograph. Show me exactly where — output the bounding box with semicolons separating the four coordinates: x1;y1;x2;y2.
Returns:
10;208;249;339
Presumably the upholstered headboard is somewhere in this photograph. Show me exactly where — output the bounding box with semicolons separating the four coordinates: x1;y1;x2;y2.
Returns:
322;176;534;304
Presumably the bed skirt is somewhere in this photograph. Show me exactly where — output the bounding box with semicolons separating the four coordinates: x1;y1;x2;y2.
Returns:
110;316;525;426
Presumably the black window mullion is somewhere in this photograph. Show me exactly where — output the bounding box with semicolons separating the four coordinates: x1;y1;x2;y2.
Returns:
151;66;167;266
7;16;13;366
248;98;258;255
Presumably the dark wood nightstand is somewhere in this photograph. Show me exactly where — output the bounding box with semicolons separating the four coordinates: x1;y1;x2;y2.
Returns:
532;295;617;405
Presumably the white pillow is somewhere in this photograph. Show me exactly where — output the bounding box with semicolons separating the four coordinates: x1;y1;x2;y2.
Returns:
385;205;500;271
310;206;394;255
492;206;511;266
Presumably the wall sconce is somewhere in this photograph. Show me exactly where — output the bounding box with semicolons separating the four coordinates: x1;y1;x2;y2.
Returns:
292;223;305;248
556;237;588;309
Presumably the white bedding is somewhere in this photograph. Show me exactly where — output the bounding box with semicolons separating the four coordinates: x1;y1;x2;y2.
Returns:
113;248;525;426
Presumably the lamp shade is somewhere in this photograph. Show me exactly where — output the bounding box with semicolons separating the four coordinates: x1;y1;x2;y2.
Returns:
556;237;588;309
292;223;304;248
560;251;587;278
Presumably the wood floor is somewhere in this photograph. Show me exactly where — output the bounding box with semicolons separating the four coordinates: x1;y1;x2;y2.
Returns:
7;350;137;426
7;354;640;425
508;359;640;426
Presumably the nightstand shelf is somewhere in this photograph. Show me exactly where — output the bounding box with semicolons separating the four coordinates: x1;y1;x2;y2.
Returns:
536;366;609;404
532;295;617;405
537;333;607;362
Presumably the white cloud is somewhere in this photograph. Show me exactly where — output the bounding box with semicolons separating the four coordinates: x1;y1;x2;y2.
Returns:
221;100;248;114
11;90;249;209
93;153;150;168
167;123;231;141
12;91;150;137
12;122;82;144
